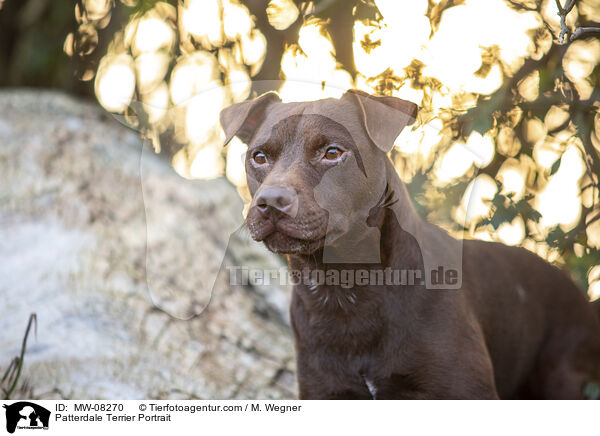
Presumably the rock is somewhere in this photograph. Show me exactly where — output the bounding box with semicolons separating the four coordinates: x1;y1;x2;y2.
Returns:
0;89;296;399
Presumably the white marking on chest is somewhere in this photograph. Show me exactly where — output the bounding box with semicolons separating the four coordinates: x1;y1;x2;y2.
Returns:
364;378;377;399
516;283;526;302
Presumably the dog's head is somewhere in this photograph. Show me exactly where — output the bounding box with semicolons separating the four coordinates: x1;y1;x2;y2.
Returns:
220;90;417;256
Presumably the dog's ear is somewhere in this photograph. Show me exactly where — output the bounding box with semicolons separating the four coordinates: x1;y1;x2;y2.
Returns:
220;92;281;146
343;89;418;152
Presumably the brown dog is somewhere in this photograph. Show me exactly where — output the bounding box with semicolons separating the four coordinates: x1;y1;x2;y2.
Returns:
220;90;600;399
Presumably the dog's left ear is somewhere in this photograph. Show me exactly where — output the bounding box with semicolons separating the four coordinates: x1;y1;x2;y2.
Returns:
343;89;418;152
220;92;281;146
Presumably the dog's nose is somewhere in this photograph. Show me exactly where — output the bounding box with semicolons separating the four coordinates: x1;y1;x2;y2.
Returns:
254;186;297;216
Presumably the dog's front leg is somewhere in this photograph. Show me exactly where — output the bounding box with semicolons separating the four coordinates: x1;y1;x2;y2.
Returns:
295;357;374;399
298;387;372;400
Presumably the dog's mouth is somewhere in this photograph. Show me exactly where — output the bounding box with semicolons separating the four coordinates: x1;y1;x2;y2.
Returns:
263;232;326;255
246;212;328;255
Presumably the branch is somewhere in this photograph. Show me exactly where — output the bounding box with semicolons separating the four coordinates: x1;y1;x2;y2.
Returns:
570;26;600;41
555;0;577;44
504;0;537;11
587;211;600;227
554;0;577;16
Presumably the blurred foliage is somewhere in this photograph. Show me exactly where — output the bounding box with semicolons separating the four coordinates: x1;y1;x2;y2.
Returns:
0;0;110;97
1;0;599;295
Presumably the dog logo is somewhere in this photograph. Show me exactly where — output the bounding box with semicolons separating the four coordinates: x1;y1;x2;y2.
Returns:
2;402;50;433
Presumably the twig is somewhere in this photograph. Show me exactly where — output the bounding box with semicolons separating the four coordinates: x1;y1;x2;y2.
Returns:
587;212;600;227
563;0;577;14
570;27;600;41
305;0;340;16
555;0;577;44
1;358;19;390
1;314;37;400
504;0;537;12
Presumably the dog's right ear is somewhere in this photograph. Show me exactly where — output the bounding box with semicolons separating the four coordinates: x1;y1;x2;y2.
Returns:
220;92;281;146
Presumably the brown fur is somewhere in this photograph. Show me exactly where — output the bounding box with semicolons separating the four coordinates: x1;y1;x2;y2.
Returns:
220;90;600;399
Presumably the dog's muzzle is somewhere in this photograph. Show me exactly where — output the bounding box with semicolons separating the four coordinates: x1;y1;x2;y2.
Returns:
253;185;299;218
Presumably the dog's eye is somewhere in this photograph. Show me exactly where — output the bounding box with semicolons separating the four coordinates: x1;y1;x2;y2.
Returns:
253;151;267;165
324;146;343;161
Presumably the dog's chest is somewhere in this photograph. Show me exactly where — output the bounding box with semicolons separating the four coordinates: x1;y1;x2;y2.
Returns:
316;355;383;399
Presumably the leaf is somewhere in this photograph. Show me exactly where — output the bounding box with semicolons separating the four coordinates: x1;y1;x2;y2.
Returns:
489;212;506;230
550;156;562;176
491;193;508;208
360;34;381;54
537;66;555;95
515;197;542;223
547;227;566;248
462;92;503;135
529;209;542;223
